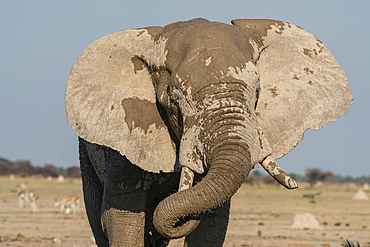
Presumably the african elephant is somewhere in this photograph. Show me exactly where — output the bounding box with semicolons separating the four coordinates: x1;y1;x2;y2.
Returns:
65;18;352;246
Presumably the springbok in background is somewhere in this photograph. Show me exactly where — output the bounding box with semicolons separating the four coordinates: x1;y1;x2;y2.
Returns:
16;187;29;208
29;191;39;212
55;195;80;214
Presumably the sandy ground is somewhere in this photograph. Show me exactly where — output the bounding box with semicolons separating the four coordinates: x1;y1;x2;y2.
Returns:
0;176;369;247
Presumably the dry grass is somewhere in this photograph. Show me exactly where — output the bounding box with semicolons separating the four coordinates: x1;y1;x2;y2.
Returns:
0;176;369;246
224;184;370;247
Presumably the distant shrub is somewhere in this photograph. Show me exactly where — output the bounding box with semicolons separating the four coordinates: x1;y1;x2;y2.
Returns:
0;157;79;178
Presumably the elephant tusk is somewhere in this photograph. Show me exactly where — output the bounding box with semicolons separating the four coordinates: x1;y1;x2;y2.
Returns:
261;156;298;189
178;167;194;191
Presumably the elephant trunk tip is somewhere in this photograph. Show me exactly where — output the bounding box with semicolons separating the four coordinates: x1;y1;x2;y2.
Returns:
153;202;200;239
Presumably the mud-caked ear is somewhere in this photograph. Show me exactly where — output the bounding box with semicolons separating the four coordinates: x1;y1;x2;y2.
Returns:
66;28;176;173
232;19;353;159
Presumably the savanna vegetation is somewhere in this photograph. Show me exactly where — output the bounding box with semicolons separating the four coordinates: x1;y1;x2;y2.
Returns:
0;157;80;178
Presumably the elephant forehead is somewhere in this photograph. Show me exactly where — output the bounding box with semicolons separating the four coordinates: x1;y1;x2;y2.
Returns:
164;20;254;74
174;60;258;99
121;97;166;134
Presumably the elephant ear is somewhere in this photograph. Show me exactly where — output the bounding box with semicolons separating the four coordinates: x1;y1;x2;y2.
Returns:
66;28;177;173
232;19;353;160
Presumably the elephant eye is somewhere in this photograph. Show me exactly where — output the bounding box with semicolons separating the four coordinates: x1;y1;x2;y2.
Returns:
167;86;170;94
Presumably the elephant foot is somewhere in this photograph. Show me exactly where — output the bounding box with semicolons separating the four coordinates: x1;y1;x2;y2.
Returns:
102;208;145;247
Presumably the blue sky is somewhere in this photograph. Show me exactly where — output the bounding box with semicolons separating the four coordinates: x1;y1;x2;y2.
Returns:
0;1;368;177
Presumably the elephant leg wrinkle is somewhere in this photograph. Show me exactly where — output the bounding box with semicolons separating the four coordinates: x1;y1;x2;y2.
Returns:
102;208;145;247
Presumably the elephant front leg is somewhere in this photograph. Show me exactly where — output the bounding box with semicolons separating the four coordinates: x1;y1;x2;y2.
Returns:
101;153;150;247
102;208;145;246
183;200;230;247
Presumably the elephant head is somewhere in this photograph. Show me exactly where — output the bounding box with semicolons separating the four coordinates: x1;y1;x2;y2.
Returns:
66;18;352;238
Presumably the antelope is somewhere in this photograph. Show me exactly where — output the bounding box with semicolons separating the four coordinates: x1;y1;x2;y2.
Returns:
29;191;39;212
55;195;80;214
16;187;29;208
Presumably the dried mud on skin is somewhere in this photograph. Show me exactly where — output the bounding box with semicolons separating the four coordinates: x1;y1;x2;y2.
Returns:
1;176;370;247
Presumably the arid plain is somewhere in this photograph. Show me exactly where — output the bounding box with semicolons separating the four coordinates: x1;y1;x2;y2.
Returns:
0;176;369;247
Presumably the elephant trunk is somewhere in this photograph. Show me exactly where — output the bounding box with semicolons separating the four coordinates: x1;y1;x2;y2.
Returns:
153;131;250;238
153;81;258;238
